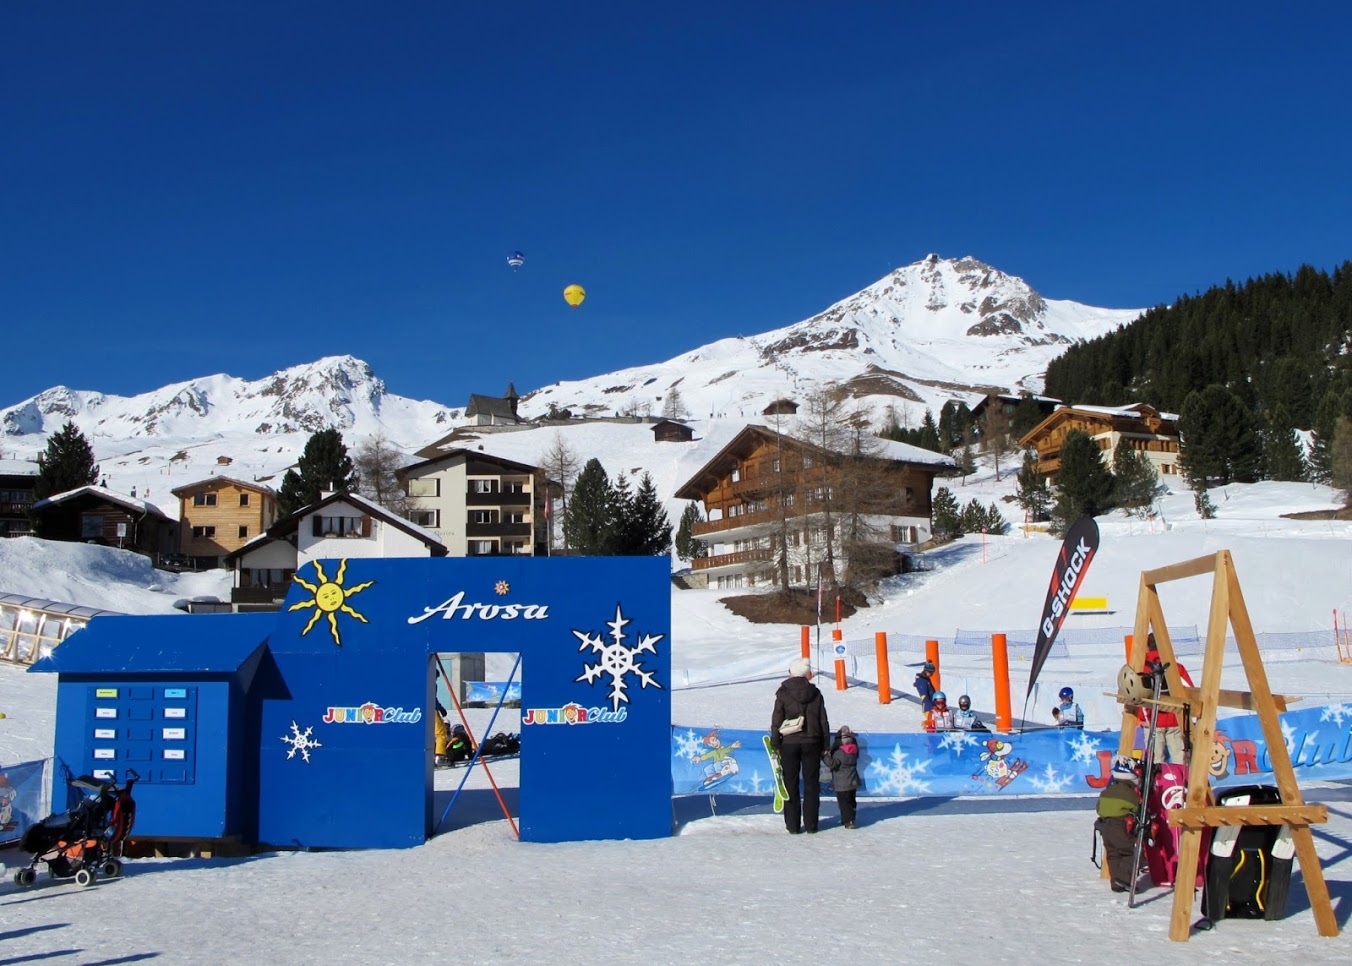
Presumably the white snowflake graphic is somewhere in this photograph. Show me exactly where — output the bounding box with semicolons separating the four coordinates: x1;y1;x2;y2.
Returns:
1281;717;1299;755
1067;730;1104;765
1319;703;1350;728
732;771;776;796
1026;762;1074;794
574;602;665;712
869;743;933;796
938;730;980;753
672;728;704;761
280;720;322;763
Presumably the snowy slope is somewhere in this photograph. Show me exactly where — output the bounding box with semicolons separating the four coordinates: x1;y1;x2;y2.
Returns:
2;478;1350;964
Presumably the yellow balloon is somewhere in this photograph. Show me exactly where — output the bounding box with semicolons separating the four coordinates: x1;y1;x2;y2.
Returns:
563;284;586;308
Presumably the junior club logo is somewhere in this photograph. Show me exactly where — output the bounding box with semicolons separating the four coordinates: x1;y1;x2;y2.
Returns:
322;702;422;725
522;702;627;726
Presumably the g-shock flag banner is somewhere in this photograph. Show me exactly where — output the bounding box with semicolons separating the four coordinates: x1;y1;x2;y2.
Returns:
1027;516;1099;698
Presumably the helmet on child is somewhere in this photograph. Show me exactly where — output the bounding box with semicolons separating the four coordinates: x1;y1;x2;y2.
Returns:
1059;687;1074;701
933;691;947;705
958;695;971;711
1111;754;1141;783
922;661;935;675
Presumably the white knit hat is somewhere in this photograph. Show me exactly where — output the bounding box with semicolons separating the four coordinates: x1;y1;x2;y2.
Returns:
789;658;811;678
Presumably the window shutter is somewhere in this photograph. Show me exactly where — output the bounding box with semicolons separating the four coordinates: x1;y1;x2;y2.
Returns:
361;515;372;537
312;516;323;537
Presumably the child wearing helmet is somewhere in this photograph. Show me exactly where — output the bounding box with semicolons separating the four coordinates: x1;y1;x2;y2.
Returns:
952;694;988;732
1095;754;1143;891
825;725;862;829
930;691;955;730
1052;686;1084;729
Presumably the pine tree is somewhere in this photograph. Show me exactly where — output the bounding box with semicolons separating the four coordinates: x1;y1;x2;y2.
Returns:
278;428;358;517
1050;430;1115;534
662;386;689;421
917;410;942;454
563;458;617;555
985;502;1010;535
675;501;707;561
1111;443;1158;515
539;432;580;550
621;472;672;555
34;420;100;500
1331;416;1352;507
1009;394;1045;441
1014;451;1052;522
1178;384;1263;485
932;486;962;539
1263;404;1307;482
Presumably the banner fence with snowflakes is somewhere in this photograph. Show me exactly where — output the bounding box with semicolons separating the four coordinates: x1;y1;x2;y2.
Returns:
0;757;49;847
672;702;1352;799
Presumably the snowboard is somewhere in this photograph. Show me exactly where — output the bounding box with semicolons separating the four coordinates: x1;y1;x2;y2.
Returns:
762;735;789;814
435;753;520;769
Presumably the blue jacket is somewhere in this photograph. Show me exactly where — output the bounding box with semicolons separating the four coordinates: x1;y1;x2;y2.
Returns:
914;672;936;712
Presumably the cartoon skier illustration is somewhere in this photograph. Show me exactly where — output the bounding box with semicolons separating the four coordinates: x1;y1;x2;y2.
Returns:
691;730;742;788
0;775;16;832
974;738;1029;789
761;735;790;812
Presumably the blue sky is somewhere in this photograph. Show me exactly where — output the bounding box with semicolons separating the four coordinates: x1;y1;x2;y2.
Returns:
4;2;1349;408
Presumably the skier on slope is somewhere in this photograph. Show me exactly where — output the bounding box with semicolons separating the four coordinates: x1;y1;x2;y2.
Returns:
914;662;937;730
1052;687;1084;728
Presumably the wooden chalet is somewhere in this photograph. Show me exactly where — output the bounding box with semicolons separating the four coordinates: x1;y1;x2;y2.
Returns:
651;420;695;443
0;458;39;538
1019;403;1181;482
674;425;953;589
171;475;279;567
30;486;176;557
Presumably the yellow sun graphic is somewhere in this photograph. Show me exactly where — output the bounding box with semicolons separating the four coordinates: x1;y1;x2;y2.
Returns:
495;580;510;596
289;559;375;647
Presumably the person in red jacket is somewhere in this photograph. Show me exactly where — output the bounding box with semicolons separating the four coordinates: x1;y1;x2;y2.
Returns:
1137;639;1194;764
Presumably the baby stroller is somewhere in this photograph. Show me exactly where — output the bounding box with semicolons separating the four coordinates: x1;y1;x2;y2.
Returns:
12;769;138;888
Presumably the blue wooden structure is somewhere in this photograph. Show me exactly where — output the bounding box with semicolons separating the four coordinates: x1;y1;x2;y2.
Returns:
33;556;672;849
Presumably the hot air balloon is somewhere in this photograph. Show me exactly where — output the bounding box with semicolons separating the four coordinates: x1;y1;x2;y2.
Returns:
507;251;525;270
563;284;586;308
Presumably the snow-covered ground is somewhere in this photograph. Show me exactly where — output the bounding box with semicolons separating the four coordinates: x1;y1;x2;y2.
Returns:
2;477;1351;963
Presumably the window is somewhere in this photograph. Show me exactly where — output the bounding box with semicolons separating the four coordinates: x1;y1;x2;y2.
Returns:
772;458;781;473
471;510;498;524
503;541;528;555
505;511;525;524
81;515;103;539
191;525;216;539
312;515;368;538
193;493;218;507
470;540;495;555
408;477;439;497
471;479;498;494
504;480;526;494
239;493;250;507
410;509;439;528
238;525;248;539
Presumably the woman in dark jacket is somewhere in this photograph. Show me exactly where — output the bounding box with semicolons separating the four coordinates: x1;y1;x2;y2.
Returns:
770;658;831;834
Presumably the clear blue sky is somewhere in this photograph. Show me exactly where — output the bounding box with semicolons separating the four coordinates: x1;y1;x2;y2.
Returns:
4;2;1349;407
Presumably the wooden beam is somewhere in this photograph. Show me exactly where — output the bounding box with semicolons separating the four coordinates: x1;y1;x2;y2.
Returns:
1167;804;1328;828
1141;553;1221;585
1178;686;1299;712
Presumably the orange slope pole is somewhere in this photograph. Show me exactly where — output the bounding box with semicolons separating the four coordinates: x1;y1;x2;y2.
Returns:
434;654;519;838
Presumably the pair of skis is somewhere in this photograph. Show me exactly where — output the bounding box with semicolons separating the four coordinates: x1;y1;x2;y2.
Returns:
1127;659;1168;908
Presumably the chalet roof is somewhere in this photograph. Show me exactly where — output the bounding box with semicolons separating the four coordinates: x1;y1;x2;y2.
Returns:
171;475;278;497
0;458;39;477
970;392;1060;419
32;485;172;521
674;424;954;500
762;399;799;415
397;447;540;479
229;491;446;562
1018;402;1180;447
465;393;519;421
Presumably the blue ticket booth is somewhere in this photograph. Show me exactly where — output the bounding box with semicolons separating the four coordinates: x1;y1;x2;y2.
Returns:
33;613;273;840
34;556;673;850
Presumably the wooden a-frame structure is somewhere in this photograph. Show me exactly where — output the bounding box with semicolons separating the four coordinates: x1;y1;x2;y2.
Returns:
1115;550;1338;942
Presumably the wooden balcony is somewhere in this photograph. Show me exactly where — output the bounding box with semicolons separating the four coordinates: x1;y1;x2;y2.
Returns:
692;548;773;572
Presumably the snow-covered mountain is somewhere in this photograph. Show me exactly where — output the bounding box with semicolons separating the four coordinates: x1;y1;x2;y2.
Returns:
518;255;1143;422
0;255;1142;515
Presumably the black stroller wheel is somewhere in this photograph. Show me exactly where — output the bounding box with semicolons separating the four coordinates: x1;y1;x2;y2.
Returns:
13;867;37;888
74;868;97;888
99;858;123;878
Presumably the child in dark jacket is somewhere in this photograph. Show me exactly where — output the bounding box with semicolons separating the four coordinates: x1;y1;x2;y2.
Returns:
1096;754;1142;891
826;726;862;829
